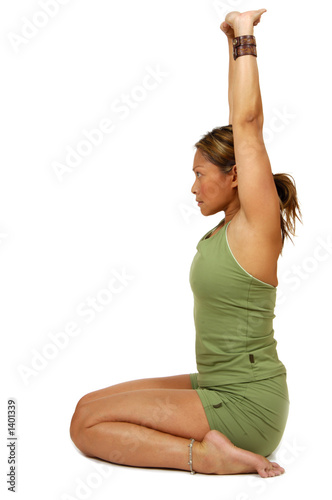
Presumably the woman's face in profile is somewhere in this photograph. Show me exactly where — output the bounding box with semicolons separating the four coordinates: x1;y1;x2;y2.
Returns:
191;149;237;216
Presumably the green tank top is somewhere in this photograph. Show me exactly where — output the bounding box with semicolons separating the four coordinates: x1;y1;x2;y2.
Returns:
189;218;286;387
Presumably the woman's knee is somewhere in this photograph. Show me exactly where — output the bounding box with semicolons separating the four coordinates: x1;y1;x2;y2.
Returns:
70;404;91;452
74;388;102;411
75;393;93;410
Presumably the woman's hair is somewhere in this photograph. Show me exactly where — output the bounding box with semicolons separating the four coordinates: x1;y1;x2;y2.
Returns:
194;124;302;249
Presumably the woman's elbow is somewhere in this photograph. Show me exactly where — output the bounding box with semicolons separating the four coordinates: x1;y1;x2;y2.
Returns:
233;114;264;129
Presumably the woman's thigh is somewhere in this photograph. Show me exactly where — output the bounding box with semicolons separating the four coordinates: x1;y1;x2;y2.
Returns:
73;387;211;442
76;374;193;408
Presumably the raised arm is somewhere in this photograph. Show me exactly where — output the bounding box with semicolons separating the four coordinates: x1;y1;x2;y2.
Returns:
221;10;281;239
220;21;236;124
227;10;265;124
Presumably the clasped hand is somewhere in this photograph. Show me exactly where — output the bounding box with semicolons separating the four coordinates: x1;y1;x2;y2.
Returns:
220;9;267;39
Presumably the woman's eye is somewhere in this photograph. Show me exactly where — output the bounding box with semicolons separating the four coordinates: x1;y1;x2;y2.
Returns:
196;172;201;178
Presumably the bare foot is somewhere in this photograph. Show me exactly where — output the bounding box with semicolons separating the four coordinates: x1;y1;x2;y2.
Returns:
195;430;285;478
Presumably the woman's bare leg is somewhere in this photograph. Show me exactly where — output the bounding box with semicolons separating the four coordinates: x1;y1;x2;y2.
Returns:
70;388;285;477
74;421;200;472
75;374;193;408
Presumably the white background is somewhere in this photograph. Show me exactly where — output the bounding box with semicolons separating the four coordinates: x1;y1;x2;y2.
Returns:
1;0;331;498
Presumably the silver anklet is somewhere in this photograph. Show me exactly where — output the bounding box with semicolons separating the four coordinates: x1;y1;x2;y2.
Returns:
188;438;196;474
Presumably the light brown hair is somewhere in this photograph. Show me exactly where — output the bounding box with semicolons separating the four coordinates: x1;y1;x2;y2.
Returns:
194;124;302;249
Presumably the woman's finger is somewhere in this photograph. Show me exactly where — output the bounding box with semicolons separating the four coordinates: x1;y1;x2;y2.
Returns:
253;9;266;26
220;21;230;31
254;9;267;21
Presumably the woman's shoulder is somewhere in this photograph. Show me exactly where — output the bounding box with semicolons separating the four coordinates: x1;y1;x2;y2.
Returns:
227;210;282;288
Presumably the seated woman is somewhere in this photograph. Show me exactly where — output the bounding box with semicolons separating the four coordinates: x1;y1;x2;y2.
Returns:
70;8;301;478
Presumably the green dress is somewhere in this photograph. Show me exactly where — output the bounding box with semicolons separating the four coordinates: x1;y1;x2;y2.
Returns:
189;218;289;457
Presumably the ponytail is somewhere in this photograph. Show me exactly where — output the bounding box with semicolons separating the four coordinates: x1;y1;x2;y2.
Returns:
273;173;302;249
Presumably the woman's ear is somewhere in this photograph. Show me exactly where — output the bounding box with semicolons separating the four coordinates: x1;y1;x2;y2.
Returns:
231;165;238;187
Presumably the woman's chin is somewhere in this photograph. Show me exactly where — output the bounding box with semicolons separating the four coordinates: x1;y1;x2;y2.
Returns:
199;205;215;216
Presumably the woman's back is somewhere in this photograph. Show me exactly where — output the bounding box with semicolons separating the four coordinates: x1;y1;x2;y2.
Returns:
222;210;282;288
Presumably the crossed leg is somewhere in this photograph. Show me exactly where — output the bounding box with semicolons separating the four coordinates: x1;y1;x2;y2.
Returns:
70;374;285;477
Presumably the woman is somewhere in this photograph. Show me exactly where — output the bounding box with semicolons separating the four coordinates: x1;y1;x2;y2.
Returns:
70;9;301;478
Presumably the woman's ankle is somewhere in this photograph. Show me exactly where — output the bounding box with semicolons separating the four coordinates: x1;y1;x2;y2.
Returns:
192;440;213;474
